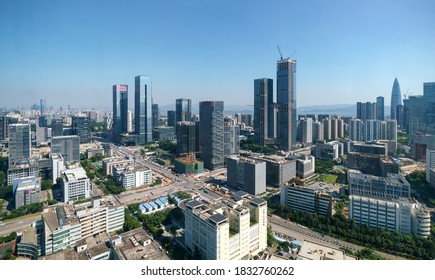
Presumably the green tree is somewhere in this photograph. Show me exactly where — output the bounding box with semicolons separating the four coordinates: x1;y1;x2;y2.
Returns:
41;180;53;190
0;171;5;186
267;225;276;246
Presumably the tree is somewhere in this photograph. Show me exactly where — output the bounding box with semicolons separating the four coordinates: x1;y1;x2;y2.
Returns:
0;171;5;186
41;180;53;190
267;225;276;246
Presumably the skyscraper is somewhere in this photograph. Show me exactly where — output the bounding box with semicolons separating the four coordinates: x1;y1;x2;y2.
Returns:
51;118;64;137
276;58;297;150
167;110;176;127
134;76;152;144
254;78;274;146
199;101;224;170
390;78;402;121
40;99;46;115
423;82;435;135
113;84;128;135
152;104;159;129
376;96;384;121
176;121;197;156
176;98;192;123
8;123;31;167
0;116;9;140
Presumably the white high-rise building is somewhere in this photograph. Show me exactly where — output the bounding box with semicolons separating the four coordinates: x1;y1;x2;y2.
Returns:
184;192;267;260
127;110;133;132
302;118;313;144
51;153;65;184
349;119;364;141
60;163;91;203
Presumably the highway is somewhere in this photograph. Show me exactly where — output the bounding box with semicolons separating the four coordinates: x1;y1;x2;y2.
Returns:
0;214;41;236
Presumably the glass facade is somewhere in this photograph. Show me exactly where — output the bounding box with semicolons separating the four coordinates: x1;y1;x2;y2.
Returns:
135;76;152;144
112;84;128;134
254;78;274;146
8;123;31;167
199;101;224;170
176;98;192;123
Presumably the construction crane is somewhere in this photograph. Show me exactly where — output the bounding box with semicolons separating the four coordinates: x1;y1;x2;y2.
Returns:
277;44;283;60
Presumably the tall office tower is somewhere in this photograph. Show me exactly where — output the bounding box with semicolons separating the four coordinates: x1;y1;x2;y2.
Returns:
407;96;425;134
152;104;159;129
176;121;197;156
376;96;385;121
8;123;31;167
423;82;435;134
254;78;274;146
176;98;192;123
227;156;266;195
72;115;92;143
113;84;129;135
40;99;46;115
356;102;365;120
386;120;397;141
51;135;80;162
199;101;224;170
127;110;133;132
0;116;10;140
36;117;48;146
276;58;297;150
427;149;435;183
312;121;324;143
323;118;331;140
135;76;152;144
167;110;176;127
349;119;364;141
357;102;376;120
51;118;64;137
224;123;240;158
363;120;377;141
390;78;402;121
302;118;313;144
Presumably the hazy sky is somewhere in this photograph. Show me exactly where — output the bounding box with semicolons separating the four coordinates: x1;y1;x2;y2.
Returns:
1;0;434;109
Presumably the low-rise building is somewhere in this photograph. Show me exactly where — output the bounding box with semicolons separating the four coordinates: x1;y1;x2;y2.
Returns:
280;184;333;217
113;165;152;188
258;155;296;187
17;225;41;260
350;196;431;238
314;141;343;160
296;156;315;179
87;148;104;159
347;152;399;177
102;157;133;176
349;172;410;199
13;176;41;209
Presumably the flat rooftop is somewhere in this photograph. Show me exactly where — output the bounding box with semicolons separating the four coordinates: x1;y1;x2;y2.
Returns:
21;226;38;245
298;240;356;260
42;205;80;232
63;167;88;181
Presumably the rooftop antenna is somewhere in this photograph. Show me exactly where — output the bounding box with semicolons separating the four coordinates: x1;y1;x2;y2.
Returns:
277;45;283;60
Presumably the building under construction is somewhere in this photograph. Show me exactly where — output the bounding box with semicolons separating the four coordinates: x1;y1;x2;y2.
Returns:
174;157;204;174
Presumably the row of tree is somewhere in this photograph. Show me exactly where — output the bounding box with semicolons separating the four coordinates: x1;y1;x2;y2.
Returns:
240;138;276;155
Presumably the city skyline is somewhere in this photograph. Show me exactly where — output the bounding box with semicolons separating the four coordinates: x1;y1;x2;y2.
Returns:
1;1;435;109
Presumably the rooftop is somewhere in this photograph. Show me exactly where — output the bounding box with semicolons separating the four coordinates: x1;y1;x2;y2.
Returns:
63;167;88;182
42;205;80;232
209;213;227;225
20;226;38;245
298;240;356;260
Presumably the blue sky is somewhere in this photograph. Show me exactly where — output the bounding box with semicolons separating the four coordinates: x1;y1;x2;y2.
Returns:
1;0;434;109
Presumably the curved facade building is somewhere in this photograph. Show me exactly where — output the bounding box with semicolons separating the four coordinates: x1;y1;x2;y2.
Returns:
390;78;402;120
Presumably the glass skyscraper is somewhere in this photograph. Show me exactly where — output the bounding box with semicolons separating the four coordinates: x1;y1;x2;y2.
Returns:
199;101;224;170
376;96;384;121
113;84;128;135
135;76;152;144
276;58;297;150
254;78;274;146
390;78;402;121
176;98;192;123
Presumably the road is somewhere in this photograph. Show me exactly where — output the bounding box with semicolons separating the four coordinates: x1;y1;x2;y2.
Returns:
0;214;41;236
268;215;405;260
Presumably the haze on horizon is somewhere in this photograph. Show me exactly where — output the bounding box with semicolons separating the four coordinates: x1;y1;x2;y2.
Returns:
1;0;434;109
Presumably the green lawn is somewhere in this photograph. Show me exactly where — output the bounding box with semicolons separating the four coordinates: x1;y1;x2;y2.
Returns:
319;174;338;183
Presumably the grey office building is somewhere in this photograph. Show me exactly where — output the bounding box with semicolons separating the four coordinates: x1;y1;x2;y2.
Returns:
254;78;274;146
72;116;92;143
13;176;41;209
227;156;266;196
113;84;128;135
8;123;31;167
40;99;46;115
224;124;240;158
176;121;197;156
276;58;297;150
135;76;152;144
423;82;435;135
260;155;296;187
376;96;384;121
51;135;80;162
176;98;192;123
199;101;224;170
